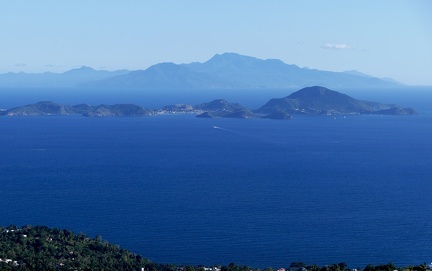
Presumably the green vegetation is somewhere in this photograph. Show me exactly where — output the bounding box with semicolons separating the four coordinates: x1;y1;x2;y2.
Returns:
0;225;149;271
0;225;430;271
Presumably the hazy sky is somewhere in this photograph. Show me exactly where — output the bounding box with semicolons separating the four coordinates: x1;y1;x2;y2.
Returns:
1;0;431;85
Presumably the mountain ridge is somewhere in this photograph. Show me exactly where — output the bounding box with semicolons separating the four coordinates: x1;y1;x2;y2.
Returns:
255;86;415;115
0;53;403;89
0;67;129;88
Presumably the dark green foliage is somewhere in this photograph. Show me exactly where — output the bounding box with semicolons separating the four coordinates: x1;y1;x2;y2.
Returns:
218;262;251;271
305;264;320;271
319;262;348;271
364;263;398;271
0;225;428;271
0;225;150;271
290;262;306;268
412;265;427;271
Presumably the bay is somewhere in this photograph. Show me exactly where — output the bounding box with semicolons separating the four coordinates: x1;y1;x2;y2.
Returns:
0;114;431;268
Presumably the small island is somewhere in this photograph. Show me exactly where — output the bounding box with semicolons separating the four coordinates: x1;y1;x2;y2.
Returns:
0;86;416;120
254;86;416;116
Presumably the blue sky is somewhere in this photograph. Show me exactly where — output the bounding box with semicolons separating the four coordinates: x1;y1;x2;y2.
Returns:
1;0;431;85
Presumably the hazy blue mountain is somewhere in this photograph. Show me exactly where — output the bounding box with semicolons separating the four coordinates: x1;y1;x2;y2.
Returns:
90;53;401;90
343;70;373;78
60;66;129;84
184;53;289;88
83;53;401;90
80;62;229;89
0;53;403;90
185;53;307;88
342;70;403;85
255;86;416;115
0;67;129;88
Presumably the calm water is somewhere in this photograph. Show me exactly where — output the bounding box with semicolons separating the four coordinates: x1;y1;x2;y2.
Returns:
0;115;431;268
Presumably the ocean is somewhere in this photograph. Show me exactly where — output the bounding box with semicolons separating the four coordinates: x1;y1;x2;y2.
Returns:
0;114;431;268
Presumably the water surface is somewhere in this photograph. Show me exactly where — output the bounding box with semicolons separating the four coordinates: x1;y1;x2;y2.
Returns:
0;115;431;268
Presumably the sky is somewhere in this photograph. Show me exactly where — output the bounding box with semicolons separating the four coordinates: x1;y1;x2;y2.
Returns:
1;0;431;85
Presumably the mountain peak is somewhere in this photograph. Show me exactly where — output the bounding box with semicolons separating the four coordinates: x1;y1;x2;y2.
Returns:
147;62;182;72
206;53;261;65
0;53;402;90
77;66;94;70
62;66;97;75
207;53;288;66
74;66;95;71
287;86;341;98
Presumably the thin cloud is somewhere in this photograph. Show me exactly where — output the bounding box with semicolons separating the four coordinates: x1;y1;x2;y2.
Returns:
321;43;351;50
15;63;26;67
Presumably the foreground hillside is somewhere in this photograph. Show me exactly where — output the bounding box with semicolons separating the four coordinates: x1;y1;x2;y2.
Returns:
0;225;150;271
1;225;430;271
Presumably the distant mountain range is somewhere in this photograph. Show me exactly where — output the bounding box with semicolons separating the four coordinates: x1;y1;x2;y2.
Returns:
0;53;402;89
0;67;129;88
0;86;416;119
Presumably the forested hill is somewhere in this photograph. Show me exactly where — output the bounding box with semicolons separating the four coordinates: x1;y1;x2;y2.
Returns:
0;225;150;271
0;225;430;271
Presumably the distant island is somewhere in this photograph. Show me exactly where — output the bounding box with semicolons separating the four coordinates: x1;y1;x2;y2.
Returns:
0;53;404;90
1;225;431;271
254;86;416;116
0;86;416;119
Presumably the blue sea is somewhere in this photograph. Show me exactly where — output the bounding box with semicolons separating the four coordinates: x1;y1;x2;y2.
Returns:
1;114;431;268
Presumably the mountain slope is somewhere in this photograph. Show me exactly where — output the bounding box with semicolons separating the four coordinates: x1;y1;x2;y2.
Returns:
194;99;257;118
184;53;401;89
2;101;154;117
81;62;230;89
89;53;399;90
0;67;129;88
0;53;401;90
255;86;415;115
194;99;246;111
184;53;302;88
4;101;77;116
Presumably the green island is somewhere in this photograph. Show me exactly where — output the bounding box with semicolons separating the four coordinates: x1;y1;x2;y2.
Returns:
0;225;430;271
